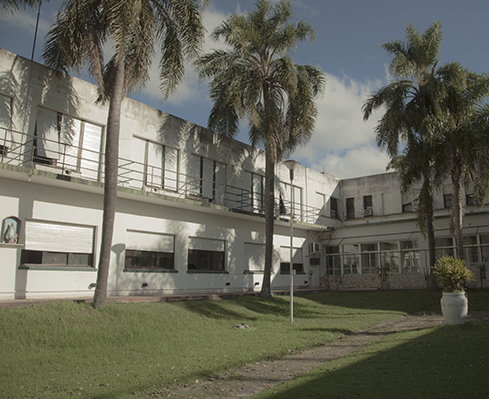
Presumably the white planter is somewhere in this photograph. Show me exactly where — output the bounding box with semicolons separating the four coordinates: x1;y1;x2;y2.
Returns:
440;292;468;325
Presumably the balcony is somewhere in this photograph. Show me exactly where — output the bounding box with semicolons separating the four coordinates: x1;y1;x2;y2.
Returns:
0;128;323;225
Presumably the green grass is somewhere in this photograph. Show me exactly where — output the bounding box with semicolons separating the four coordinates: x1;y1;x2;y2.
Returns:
0;289;487;399
252;323;489;399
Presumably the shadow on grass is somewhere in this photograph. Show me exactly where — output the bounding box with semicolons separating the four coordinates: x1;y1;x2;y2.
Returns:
254;322;489;399
179;295;290;320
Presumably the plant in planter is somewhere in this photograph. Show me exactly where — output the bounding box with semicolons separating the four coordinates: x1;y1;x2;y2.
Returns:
432;256;475;325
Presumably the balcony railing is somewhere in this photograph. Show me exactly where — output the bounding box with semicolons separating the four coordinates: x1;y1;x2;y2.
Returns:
0;128;324;224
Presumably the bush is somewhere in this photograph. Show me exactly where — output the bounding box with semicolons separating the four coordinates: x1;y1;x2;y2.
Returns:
432;256;474;292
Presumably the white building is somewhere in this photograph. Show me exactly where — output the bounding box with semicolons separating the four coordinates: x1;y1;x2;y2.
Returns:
0;48;487;300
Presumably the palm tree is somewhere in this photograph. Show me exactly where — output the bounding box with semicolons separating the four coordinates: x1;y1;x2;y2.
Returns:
197;0;325;298
3;0;207;308
362;22;443;279
432;63;489;260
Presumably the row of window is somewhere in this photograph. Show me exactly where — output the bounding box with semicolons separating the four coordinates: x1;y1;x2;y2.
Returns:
19;221;304;274
325;240;420;276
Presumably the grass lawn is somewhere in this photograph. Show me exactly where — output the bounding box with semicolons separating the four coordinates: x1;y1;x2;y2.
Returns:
0;289;487;398
253;322;489;399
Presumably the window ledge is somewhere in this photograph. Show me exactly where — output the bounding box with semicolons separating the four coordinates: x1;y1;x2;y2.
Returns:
19;265;96;271
123;268;177;273
187;270;229;274
243;270;265;274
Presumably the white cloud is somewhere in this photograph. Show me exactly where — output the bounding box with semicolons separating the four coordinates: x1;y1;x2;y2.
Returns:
139;6;229;107
291;73;390;178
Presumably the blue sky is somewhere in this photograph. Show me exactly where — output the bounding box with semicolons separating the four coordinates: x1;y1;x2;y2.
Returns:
1;0;488;178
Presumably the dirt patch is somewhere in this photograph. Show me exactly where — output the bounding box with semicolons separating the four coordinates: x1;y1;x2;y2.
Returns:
161;312;489;399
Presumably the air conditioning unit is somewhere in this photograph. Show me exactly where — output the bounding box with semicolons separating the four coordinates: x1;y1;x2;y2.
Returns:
362;207;373;217
309;241;321;254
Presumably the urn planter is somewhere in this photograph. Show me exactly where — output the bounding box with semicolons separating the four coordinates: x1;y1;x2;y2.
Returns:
440;292;468;325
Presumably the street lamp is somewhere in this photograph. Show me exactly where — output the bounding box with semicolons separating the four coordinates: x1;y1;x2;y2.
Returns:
284;159;300;323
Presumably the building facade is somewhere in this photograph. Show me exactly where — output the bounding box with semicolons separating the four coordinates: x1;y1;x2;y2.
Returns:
0;48;487;300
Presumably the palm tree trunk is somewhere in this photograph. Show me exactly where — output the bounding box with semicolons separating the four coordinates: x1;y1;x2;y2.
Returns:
260;155;275;298
92;56;125;309
451;157;465;260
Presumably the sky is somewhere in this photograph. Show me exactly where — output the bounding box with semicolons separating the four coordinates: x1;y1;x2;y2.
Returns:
1;0;489;179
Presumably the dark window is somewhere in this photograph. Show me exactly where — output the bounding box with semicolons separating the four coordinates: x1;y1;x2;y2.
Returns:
125;250;174;270
331;197;338;218
21;250;93;267
466;194;474;206
363;195;373;209
444;194;452;209
188;249;225;271
346;198;355;219
402;202;413;213
280;262;304;274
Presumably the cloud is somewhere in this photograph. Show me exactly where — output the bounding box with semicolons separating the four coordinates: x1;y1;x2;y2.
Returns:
291;73;390;178
138;6;229;107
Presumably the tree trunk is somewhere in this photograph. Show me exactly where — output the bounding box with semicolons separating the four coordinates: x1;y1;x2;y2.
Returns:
92;56;125;309
260;155;275;298
451;157;465;260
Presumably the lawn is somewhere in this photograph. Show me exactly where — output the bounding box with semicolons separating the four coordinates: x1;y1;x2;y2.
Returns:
0;289;487;398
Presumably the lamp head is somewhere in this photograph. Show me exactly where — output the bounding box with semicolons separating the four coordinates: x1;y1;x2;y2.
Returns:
284;160;300;181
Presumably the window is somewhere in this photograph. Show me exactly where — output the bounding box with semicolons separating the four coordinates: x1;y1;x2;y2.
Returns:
346;198;355;219
21;220;94;268
462;236;478;266
188;237;225;271
325;246;341;275
443;193;452;209
316;192;326;216
188;155;226;205
343;244;360;275
380;241;399;273
361;243;378;274
279;246;304;274
252;173;265;213
34;108;103;180
330;197;339;218
244;243;265;272
363;195;373;216
131;137;178;191
280;182;302;219
401;240;420;273
466;194;475;206
61;115;103;180
435;237;455;259
402;202;413;213
125;231;175;270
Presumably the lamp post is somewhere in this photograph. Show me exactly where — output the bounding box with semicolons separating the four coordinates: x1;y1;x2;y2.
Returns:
284;159;300;323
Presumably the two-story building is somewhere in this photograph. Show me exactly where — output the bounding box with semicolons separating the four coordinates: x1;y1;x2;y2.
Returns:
1;48;487;300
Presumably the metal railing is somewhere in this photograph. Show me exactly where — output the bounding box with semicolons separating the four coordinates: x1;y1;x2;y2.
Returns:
0;128;324;224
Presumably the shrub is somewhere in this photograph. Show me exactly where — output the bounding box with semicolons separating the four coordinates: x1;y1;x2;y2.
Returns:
432;256;474;292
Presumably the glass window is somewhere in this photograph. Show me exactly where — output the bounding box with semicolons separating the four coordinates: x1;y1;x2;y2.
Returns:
435;237;454;259
361;243;378;274
325;246;341;275
401;240;420;273
330;197;339;219
125;250;174;270
346;198;355;219
188;237;225;271
380;241;399;273
279;246;304;274
188;249;225;271
343;244;360;275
